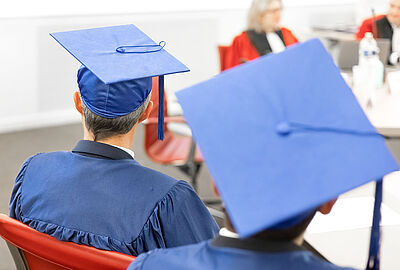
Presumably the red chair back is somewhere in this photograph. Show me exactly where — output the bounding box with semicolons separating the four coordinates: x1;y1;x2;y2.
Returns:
0;214;135;270
218;45;230;72
144;77;168;152
143;77;202;164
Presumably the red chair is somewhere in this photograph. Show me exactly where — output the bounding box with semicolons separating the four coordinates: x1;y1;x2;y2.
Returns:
144;78;223;221
0;214;135;270
144;77;204;191
218;45;230;72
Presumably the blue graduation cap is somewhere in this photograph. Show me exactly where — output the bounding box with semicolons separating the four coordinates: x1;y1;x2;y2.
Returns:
50;24;189;140
176;39;398;270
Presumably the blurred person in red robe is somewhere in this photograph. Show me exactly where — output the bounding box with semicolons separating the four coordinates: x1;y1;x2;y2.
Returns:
356;0;400;65
221;0;298;71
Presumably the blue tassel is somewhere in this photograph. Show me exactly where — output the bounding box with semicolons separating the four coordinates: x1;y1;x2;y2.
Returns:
158;75;165;140
366;180;383;270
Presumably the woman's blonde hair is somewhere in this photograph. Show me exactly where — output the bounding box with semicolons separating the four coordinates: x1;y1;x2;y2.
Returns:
247;0;282;32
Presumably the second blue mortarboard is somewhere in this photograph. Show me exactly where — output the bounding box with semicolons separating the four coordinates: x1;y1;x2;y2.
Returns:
177;39;398;270
50;24;190;140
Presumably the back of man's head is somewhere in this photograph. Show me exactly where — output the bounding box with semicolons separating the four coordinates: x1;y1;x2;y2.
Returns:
224;209;316;242
81;94;150;141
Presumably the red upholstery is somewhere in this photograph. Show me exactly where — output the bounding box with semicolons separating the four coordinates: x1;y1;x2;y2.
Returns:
218;28;298;72
356;14;386;39
218;45;230;72
144;77;203;164
0;214;135;270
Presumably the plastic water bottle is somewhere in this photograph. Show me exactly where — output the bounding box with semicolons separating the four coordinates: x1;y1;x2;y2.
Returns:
357;32;384;106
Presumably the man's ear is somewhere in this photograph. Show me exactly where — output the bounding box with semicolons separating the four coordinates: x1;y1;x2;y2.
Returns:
318;198;338;215
73;91;83;115
139;100;153;122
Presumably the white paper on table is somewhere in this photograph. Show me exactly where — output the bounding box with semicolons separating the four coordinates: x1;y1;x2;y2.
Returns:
387;70;400;94
307;197;400;234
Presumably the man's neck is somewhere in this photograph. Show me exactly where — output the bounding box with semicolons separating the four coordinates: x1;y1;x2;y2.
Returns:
293;233;305;246
83;127;136;150
223;227;305;246
96;136;133;150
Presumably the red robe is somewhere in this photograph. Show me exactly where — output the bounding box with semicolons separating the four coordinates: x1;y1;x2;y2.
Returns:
220;27;298;71
355;14;386;40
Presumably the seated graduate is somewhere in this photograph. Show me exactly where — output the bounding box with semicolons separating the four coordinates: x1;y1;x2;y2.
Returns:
128;39;398;269
221;0;298;71
9;24;219;256
356;0;400;65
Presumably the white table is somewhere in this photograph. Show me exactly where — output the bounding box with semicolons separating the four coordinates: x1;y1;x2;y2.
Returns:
360;89;400;136
339;68;400;137
312;28;356;42
305;172;400;269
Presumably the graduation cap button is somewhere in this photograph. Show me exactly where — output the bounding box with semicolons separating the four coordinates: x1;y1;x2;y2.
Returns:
276;121;292;136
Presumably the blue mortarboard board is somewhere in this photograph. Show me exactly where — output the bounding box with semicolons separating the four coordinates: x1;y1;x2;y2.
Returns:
50;24;190;140
177;39;398;270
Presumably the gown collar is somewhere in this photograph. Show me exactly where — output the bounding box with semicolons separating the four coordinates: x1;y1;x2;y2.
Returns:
246;29;285;56
72;140;134;160
211;235;306;253
219;228;239;238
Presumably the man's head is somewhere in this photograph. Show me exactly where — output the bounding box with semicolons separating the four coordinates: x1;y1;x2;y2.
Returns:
51;24;190;142
388;0;400;26
224;199;336;243
73;65;154;142
74;91;152;141
176;40;398;267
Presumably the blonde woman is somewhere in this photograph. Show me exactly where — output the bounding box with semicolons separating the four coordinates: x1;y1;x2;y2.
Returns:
222;0;298;71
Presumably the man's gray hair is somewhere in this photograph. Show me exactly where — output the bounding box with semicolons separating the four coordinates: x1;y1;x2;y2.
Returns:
247;0;282;33
81;94;151;141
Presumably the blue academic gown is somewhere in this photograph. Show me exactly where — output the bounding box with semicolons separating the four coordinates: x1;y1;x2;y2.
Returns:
9;140;219;256
128;235;357;270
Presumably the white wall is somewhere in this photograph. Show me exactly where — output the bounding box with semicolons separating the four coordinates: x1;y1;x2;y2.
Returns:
0;0;357;18
0;1;381;133
354;0;390;24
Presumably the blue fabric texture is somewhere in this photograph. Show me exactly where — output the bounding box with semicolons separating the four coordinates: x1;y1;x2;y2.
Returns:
128;240;357;270
9;141;219;256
